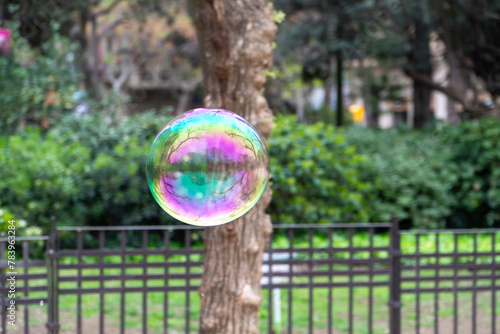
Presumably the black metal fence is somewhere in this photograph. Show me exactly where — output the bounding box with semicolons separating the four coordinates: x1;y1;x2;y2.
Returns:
1;219;499;334
399;228;500;334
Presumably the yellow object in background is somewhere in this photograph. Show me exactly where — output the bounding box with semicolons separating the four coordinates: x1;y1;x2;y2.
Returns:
349;105;365;123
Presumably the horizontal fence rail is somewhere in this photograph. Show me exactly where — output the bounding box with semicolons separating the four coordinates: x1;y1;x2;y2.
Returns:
1;220;500;334
52;222;393;334
399;229;500;334
0;236;49;334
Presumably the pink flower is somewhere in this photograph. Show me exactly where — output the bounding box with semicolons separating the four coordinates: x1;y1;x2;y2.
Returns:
0;29;11;54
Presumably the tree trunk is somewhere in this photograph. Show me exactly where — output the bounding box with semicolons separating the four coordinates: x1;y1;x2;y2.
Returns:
190;1;276;333
336;52;344;127
411;2;433;129
90;15;102;96
324;79;332;111
75;8;92;90
336;22;344;127
446;56;465;125
362;85;379;128
295;88;305;123
324;56;335;123
413;78;432;128
176;89;191;114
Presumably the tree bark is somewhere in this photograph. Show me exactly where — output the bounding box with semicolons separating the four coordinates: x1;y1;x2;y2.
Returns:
324;79;332;111
90;14;102;95
405;68;494;116
190;1;276;333
411;2;433;129
336;52;344;127
295;88;305;123
76;8;92;90
438;1;463;125
413;78;432;128
446;56;465;125
362;85;379;128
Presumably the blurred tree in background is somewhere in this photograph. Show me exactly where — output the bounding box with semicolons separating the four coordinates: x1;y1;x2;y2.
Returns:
272;0;371;126
272;0;500;127
0;25;80;133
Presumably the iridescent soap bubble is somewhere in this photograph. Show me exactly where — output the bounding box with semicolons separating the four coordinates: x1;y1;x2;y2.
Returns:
146;108;270;226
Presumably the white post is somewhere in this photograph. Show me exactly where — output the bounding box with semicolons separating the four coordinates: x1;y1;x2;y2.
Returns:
273;288;281;327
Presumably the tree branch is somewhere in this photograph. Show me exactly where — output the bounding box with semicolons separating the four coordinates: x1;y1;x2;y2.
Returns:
94;0;124;17
405;69;493;115
99;16;129;38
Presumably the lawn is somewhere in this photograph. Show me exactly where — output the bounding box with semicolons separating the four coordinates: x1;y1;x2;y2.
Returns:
8;230;500;333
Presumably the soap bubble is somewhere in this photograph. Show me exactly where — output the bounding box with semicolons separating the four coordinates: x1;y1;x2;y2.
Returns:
146;108;270;226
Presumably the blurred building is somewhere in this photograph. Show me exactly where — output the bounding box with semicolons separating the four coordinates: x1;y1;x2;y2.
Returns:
308;33;493;127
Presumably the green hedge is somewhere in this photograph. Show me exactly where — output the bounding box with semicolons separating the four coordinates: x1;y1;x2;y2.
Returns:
441;119;500;227
343;119;500;229
0;113;176;234
0;28;80;134
1;113;499;234
270;116;500;229
268;116;374;224
343;126;457;229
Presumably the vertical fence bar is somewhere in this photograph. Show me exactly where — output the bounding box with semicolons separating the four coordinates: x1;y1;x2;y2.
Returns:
416;234;420;334
389;216;401;334
268;232;274;334
434;233;439;334
472;233;477;334
163;230;170;334
23;241;29;334
142;230;148;334
453;233;458;334
492;232;496;334
287;228;293;334
368;227;374;334
1;241;6;334
328;228;333;334
46;217;59;334
185;230;191;333
308;228;313;334
120;231;126;334
99;231;105;334
76;230;83;334
24;222;500;334
348;227;354;334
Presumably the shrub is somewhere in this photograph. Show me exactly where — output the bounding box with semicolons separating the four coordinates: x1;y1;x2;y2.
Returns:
441;118;500;228
2;113;499;232
0;112;176;232
0;27;80;133
268;116;374;224
344;127;457;229
0;129;93;229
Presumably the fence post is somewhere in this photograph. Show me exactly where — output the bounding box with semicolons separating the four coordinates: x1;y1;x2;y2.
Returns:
46;217;59;334
389;216;401;334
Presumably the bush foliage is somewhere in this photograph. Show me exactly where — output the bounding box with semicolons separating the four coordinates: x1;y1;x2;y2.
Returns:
268;116;373;224
0;28;80;134
0;113;176;234
1;114;499;233
440;119;500;228
344;126;457;229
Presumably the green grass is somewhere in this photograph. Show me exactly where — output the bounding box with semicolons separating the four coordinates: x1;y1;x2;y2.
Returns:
16;281;500;334
47;267;498;334
11;231;500;333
